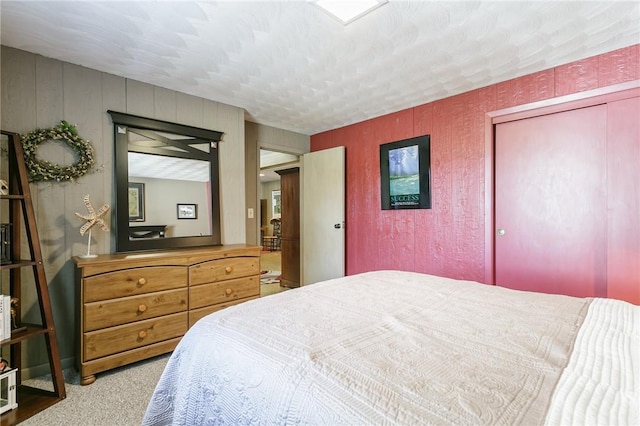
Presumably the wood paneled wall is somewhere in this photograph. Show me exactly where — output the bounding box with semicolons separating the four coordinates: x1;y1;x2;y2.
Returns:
311;44;639;284
1;46;247;374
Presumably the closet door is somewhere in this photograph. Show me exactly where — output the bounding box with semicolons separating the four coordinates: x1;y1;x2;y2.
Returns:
606;96;640;304
495;105;607;298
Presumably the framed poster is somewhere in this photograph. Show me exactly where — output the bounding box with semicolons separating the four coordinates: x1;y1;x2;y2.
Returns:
128;182;145;221
380;135;431;210
177;203;198;219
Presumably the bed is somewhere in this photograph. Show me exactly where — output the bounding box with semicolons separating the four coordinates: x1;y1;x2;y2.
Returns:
142;270;639;425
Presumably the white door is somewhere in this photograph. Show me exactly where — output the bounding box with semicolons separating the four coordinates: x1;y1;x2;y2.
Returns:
301;146;345;285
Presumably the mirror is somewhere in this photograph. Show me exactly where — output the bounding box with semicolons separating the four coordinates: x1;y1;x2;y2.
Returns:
108;111;223;252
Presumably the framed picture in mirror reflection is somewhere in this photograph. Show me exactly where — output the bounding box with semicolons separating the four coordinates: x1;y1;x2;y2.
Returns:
128;182;145;221
177;203;198;220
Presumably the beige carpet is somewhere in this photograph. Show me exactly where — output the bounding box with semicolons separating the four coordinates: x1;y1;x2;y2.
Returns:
19;354;170;425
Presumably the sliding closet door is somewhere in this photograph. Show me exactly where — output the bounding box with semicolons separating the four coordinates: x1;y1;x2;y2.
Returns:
606;96;640;304
495;105;607;298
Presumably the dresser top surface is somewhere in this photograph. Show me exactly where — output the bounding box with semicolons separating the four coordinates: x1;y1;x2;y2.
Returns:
73;244;261;269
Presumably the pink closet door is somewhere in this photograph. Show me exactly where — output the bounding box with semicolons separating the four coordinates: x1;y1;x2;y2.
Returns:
495;105;607;298
606;97;640;305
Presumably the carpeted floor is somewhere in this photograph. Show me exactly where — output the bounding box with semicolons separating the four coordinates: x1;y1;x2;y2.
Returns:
19;353;170;425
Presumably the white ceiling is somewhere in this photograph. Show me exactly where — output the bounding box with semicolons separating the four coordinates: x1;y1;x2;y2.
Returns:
1;1;638;136
260;149;299;182
129;152;211;181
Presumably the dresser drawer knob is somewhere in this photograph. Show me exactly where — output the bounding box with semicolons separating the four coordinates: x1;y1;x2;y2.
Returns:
137;277;147;286
138;330;147;339
138;304;147;313
225;288;233;296
225;266;233;273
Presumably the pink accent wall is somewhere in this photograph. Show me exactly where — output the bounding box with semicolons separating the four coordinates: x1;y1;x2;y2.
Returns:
311;45;639;283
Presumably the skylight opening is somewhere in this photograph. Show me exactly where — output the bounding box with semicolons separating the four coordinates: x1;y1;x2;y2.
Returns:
314;0;388;25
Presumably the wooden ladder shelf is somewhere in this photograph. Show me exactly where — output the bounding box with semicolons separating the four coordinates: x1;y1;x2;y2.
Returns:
1;130;66;425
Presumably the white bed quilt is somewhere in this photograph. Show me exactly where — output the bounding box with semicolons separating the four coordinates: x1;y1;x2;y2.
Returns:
142;271;639;425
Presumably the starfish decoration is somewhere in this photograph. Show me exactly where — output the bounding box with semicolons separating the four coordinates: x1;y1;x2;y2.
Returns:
75;194;110;236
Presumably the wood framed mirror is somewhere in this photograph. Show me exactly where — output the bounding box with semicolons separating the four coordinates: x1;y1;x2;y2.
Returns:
108;111;223;252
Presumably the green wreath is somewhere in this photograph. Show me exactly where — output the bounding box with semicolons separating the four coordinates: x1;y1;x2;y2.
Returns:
22;120;95;182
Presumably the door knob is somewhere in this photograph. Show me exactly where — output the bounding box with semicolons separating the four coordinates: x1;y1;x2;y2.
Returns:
497;229;505;236
334;223;341;229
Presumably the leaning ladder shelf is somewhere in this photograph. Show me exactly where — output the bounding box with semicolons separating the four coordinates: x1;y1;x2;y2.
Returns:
0;130;66;425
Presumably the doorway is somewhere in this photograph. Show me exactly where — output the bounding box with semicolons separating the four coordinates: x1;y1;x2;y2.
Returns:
258;147;346;287
259;149;299;290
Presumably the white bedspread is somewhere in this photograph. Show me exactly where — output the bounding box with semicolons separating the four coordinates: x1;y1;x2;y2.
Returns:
142;271;639;425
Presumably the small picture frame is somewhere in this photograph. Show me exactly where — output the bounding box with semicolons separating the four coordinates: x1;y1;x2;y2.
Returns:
177;203;197;219
128;182;145;222
271;190;281;219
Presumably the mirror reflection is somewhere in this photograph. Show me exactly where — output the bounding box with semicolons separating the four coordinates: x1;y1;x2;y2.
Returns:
109;111;223;253
127;146;212;240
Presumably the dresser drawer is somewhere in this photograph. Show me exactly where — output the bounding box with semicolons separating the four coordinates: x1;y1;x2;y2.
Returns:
84;266;187;302
189;296;259;327
84;289;188;331
83;312;187;361
189;276;259;309
190;257;259;286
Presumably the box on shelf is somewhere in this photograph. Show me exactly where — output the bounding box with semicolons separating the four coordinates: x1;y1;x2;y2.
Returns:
0;367;17;414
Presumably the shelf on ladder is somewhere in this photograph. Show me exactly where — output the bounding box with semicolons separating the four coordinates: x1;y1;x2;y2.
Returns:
0;130;66;425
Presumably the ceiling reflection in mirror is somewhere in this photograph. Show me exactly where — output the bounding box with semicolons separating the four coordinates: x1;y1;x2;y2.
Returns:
109;111;223;253
127;130;211;239
128;153;209;182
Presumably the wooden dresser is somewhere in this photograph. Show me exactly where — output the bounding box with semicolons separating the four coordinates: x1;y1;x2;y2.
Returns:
74;244;260;385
